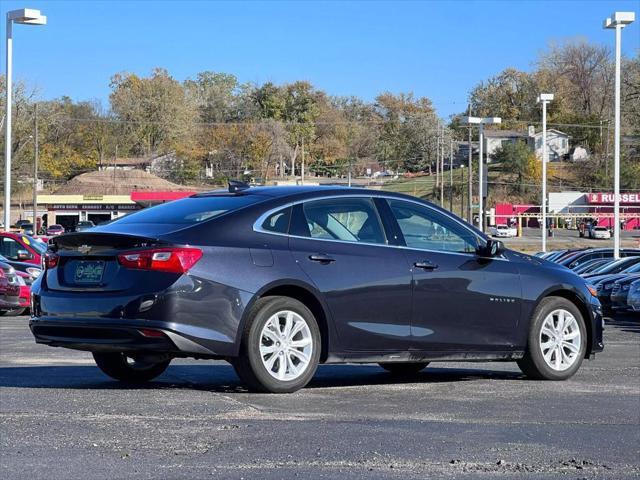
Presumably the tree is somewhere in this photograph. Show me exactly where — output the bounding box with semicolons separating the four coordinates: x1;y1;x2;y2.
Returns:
492;141;535;194
109;68;195;156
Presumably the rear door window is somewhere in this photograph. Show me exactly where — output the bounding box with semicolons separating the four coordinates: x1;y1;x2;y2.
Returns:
261;207;291;234
300;198;386;245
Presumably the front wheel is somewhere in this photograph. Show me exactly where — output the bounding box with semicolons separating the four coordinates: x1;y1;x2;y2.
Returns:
232;296;321;393
92;352;171;382
379;362;429;375
517;297;586;380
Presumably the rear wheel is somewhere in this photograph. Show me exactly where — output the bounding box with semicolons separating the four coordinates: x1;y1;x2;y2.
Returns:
379;362;429;375
517;297;586;380
92;352;171;382
232;296;321;393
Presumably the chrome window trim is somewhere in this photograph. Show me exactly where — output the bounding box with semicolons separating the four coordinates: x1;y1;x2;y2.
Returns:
252;194;508;261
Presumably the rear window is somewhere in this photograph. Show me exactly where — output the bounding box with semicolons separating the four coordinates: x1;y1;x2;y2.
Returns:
114;195;265;225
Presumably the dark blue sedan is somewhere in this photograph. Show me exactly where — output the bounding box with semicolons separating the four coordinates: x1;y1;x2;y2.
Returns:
30;184;604;392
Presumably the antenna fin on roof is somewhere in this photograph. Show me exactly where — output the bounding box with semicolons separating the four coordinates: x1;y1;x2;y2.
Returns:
228;180;250;193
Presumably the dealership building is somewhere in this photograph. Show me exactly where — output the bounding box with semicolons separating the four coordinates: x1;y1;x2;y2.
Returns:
495;191;640;230
35;191;194;230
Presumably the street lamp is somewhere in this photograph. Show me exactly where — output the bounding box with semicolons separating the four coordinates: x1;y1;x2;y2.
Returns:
537;93;553;253
463;116;501;232
604;11;635;259
4;8;47;231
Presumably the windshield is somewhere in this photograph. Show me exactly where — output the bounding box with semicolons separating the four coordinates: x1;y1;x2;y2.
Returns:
594;258;638;274
20;235;47;255
113;195;266;225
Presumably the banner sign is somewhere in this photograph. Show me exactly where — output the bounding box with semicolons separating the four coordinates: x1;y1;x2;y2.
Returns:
585;193;640;204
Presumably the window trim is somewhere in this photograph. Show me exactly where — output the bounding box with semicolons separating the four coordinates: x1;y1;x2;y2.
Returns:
252;194;499;260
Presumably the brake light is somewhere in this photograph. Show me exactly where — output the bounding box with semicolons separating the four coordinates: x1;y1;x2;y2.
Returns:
117;248;202;274
44;252;59;270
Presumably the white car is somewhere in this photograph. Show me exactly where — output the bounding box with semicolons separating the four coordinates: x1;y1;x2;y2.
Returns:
490;224;517;238
591;226;611;239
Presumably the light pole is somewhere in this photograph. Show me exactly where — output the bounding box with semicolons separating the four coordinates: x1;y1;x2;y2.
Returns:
604;11;635;259
4;8;47;231
464;116;501;232
537;93;553;253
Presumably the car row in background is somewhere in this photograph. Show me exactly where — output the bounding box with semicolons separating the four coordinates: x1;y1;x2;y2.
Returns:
536;248;640;314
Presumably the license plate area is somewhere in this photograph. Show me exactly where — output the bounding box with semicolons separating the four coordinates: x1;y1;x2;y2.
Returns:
74;260;105;284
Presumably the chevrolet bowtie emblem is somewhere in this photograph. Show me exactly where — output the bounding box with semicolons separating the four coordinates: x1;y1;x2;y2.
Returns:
78;245;92;254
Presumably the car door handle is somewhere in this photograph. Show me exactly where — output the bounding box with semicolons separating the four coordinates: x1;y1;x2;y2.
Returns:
309;254;336;264
414;260;438;270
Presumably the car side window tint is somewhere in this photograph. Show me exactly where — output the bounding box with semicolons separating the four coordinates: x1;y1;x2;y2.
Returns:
1;238;21;260
387;199;478;253
301;198;386;245
261;207;291;234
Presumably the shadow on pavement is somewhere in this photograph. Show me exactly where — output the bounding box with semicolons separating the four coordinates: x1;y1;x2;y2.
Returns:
0;363;524;392
605;314;640;334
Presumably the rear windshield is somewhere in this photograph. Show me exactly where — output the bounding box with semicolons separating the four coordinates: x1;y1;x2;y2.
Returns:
114;195;265;225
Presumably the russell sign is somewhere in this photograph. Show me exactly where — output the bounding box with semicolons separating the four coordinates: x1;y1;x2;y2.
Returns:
586;193;640;204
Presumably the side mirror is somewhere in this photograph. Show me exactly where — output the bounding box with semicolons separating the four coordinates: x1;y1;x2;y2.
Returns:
17;250;32;261
477;239;504;258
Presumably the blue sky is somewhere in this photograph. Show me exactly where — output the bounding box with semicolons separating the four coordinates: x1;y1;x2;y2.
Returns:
1;0;639;118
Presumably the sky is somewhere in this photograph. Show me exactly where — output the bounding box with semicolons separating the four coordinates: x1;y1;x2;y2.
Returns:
1;0;639;118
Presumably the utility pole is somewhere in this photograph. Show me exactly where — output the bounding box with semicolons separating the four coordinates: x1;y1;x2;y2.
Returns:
467;112;472;223
449;138;453;212
32;103;38;230
538;94;554;253
440;125;444;207
301;137;305;185
435;124;440;199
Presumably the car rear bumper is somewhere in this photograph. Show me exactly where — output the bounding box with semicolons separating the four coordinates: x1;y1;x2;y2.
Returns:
29;317;227;358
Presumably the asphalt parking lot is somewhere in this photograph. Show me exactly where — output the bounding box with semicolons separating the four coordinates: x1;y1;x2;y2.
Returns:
1;314;639;480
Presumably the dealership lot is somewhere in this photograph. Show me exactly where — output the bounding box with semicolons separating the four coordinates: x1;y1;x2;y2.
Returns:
1;314;638;479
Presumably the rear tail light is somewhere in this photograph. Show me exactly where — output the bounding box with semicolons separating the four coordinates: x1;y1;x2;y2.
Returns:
44;252;59;270
138;328;166;338
117;247;202;274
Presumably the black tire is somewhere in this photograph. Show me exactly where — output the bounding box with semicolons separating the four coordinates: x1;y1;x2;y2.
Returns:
0;308;27;316
92;352;171;382
517;297;587;380
232;296;321;393
379;362;429;375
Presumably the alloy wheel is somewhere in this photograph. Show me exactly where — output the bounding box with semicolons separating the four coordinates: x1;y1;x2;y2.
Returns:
259;310;313;381
539;309;581;371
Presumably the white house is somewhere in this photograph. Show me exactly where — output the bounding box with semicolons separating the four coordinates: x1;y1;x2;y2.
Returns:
483;127;570;162
528;128;570;161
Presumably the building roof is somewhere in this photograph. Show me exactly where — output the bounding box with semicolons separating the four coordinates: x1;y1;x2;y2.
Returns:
483;130;529;139
54;169;194;195
531;128;569;138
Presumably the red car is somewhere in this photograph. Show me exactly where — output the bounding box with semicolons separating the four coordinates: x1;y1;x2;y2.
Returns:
0;262;22;315
0;232;47;266
46;224;65;236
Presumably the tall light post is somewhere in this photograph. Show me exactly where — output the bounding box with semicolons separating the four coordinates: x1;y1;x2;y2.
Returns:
464;116;501;232
4;8;47;231
537;93;553;253
604;11;635;259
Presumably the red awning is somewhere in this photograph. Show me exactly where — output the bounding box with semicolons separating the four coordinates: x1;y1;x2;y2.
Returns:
130;191;194;202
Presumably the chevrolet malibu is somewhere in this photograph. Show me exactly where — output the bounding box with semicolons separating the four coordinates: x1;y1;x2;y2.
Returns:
30;185;604;393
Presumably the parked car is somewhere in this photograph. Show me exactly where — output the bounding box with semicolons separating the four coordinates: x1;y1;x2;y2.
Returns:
610;275;640;312
30;184;604;393
0;232;47;266
589;226;611;239
0;254;42;278
0;261;22;315
558;248;640;270
592;263;640;309
627;280;640;313
46;224;65;236
12;219;32;230
572;258;611;275
75;221;95;232
583;256;640;279
489;224;517;238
